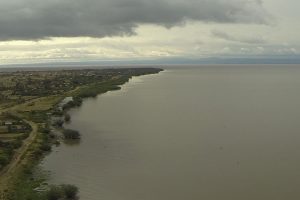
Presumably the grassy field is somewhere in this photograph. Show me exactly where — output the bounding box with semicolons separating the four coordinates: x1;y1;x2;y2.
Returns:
12;96;63;112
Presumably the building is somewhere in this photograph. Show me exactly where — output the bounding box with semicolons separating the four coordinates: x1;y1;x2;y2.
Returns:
4;121;13;126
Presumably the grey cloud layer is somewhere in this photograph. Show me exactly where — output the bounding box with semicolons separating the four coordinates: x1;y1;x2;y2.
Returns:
211;29;266;44
0;0;271;40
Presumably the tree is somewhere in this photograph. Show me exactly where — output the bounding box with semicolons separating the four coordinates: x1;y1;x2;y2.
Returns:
53;119;64;127
0;153;9;166
40;143;52;152
64;113;71;122
47;186;62;200
62;184;79;199
63;129;80;140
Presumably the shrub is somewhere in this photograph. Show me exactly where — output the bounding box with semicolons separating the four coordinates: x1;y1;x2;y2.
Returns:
53;119;64;127
47;186;62;200
21;132;30;139
62;98;82;111
46;184;79;200
11;139;23;149
64;113;71;122
63;129;80;140
40;143;52;152
39;126;51;134
52;109;64;116
61;184;79;199
0;152;9;166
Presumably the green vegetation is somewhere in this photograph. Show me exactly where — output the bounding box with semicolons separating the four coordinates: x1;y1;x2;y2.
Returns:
63;129;80;140
0;149;9;166
47;184;78;200
61;184;78;199
64;114;71;122
5;166;48;200
0;113;32;169
53;119;64;128
62;97;82;111
21;111;49;123
38;125;51;135
2;124;58;200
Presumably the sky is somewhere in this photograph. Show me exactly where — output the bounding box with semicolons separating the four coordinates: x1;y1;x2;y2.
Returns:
0;0;299;65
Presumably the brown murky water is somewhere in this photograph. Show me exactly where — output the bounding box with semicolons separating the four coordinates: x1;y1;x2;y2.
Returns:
41;65;300;200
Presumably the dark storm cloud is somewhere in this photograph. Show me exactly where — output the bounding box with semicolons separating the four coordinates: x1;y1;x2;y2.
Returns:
0;0;271;41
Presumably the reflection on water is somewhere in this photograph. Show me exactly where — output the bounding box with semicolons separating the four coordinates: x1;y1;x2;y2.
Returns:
41;65;300;200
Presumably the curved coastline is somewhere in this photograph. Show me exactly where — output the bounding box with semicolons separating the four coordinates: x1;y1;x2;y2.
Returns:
40;70;165;197
0;68;163;200
56;71;165;143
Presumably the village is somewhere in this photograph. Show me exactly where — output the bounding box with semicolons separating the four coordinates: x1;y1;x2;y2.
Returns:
0;116;31;135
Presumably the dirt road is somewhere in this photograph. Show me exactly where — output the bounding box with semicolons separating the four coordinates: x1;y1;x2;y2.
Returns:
0;113;39;198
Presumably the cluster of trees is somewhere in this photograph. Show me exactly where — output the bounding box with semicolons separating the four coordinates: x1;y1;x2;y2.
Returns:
53;119;64;127
76;81;122;99
0;149;9;168
62;97;83;111
47;184;78;200
63;129;80;140
64;114;71;122
0;139;23;169
0;93;7;101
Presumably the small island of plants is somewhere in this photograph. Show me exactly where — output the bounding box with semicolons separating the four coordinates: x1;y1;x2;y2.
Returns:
62;129;81;140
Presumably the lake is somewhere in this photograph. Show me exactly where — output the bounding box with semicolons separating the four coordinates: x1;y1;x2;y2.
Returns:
41;65;300;200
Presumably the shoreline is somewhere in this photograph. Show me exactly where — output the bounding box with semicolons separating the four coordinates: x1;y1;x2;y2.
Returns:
0;68;163;200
